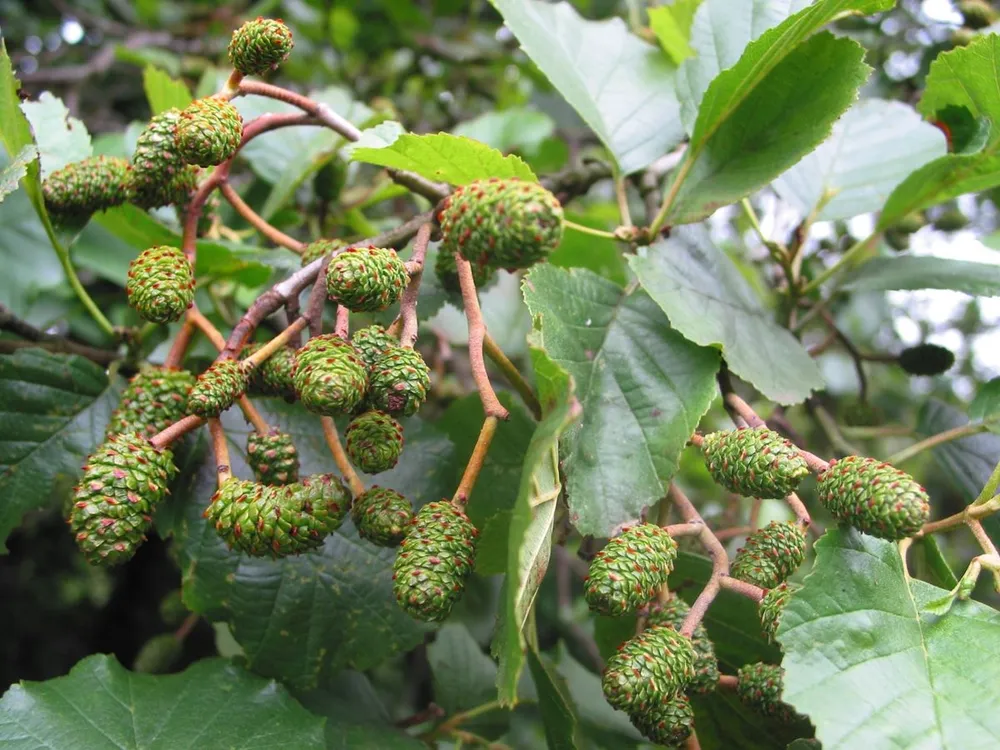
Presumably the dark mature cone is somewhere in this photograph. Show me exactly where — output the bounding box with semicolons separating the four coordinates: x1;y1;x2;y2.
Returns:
933;208;969;231
247;429;300;485
132;634;182;674
434;246;497;295
647;597;720;694
326;245;409;312
737;663;802;723
205;474;349;557
187;359;249;418
351;325;397;370
367;346;430;417
584;523;677;616
126;245;195;324
730;521;807;590
42;156;131;223
176;97;244;167
243;344;298;402
106;367;195;439
759;582;792;644
351;486;413;547
628;695;695;748
816;456;930;540
960;0;998;28
129;109;199;209
898;344;955;376
701;427;809;498
602;625;696;712
392;501;478;621
345;410;404;474
68;432;176;566
438;178;564;269
293;334;368;415
228;17;294;76
301;238;346;267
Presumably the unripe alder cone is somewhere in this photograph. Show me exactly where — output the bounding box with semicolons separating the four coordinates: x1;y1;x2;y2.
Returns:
898;343;955;376
737;662;801;724
729;521;807;590
392;501;478;621
628;694;694;748
893;211;926;235
602;625;696;712
129;109;199;210
351;486;413;547
933;207;969;232
294;334;368;416
438;178;564;270
126;245;195;324
351;325;397;370
205;474;349;557
301;238;346;267
175;97;244;167
325;245;409;312
132;634;181;674
106;367;195;439
69;432;177;566
434;246;497;296
247;429;300;486
313;158;347;203
367;346;431;417
42;156;132;224
816;456;930;540
646;597;720;694
345;410;404;474
701;427;809;498
584;523;677;616
228;17;294;76
187;359;250;418
759;582;792;644
244;344;298;402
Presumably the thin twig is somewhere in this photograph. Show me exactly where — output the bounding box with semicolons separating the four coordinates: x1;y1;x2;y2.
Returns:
888;423;987;466
218;183;305;252
333;306;350;339
483;333;541;420
306;257;331;339
163;318;195;369
395;704;445;729
399;223;432;347
242;318;308;368
456;254;509;420
719;576;765;603
452;416;499;507
208;418;232;486
150;415;203;450
321;416;365;497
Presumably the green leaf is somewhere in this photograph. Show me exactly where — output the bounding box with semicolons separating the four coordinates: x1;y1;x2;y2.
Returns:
780;527;1000;748
842;255;1000;296
495;345;579;703
521;265;719;536
554;645;642;744
917;399;1000;501
452;108;556;155
0;144;35;203
0;349;121;551
142;65;193;115
648;0;702;64
429;624;499;714
0;40;36;164
0;183;64;317
20;92;92;179
489;0;684;174
526;648;583;749
549;206;627;285
879;152;1000;228
630;227;823;404
169;402;456;689
970;377;1000;433
772;99;947;221
349;131;537;185
0;655;325;749
666;31;871;224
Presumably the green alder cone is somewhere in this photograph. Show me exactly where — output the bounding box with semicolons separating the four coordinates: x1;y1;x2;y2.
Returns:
584;523;678;616
314;158;347;203
158;589;188;627
129;109;199;209
759;582;792;644
228;17;294;76
351;486;413;547
187;359;250;418
736;662;803;724
42;156;132;224
132;634;182;674
893;211;926;235
351;325;397;370
325;245;409;312
898;343;955;376
68;432;177;566
701;427;809;499
293;334;369;415
932;207;969;232
628;694;694;748
345;410;404;474
243;344;299;402
646;597;720;694
729;521;808;590
176;97;244;167
247;429;300;486
438;178;564;269
602;625;696;712
392;501;478;622
205;474;349;557
367;346;430;417
434;246;497;295
106;366;195;439
125;245;196;324
301;238;347;267
816;455;930;540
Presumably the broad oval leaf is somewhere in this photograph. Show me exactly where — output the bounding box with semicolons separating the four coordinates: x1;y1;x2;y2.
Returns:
0;144;35;203
842;255;1000;296
917;399;1000;501
521;265;719;536
142;65;193;115
780;528;1000;748
970;378;1000;433
0;655;325;749
648;0;702;65
21;92;92;179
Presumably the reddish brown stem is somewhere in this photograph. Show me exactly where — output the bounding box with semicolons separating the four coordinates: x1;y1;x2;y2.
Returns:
150;415;203;450
395;704;445;730
173;612;199;643
714;525;752;541
163;318;195;369
334;306;350;339
663;522;703;538
242;317;308;368
306;257;331;338
455;253;509;420
718;674;739;690
452;416;499;508
786;491;812;528
724;393;766;429
208;418;232;486
321;416;365;497
398;223;432;348
219;182;304;252
720;576;765;603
